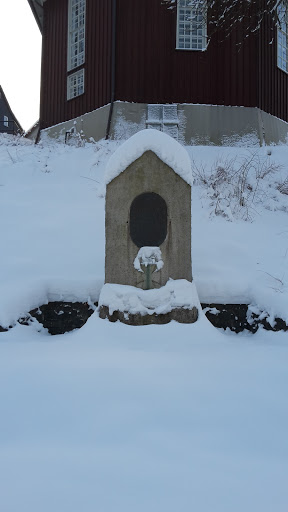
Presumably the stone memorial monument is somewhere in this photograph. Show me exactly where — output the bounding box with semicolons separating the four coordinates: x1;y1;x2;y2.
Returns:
99;129;200;324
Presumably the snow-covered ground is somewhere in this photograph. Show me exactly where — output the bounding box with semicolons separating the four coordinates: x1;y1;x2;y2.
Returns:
0;133;287;326
0;133;288;511
0;315;287;512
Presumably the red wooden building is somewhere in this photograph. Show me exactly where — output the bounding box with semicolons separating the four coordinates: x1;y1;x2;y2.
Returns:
28;0;288;145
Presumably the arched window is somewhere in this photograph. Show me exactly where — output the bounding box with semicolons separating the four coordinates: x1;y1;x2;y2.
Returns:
130;192;167;248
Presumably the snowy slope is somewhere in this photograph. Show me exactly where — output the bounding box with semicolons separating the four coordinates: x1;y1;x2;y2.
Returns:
0;133;287;327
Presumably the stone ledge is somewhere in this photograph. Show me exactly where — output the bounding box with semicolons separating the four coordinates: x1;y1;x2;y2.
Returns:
29;301;96;335
1;302;287;335
99;305;199;325
203;303;288;334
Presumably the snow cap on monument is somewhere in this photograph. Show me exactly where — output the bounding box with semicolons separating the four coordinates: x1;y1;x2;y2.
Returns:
104;129;192;185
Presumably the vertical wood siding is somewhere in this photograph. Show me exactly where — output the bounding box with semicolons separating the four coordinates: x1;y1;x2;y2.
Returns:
115;0;259;108
40;0;112;129
258;8;288;122
40;0;287;129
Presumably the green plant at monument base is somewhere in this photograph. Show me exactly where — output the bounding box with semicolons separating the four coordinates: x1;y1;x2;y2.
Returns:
140;263;158;290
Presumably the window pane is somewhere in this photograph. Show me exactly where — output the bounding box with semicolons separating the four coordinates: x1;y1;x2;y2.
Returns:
67;69;85;100
68;0;86;70
277;3;288;73
176;0;207;50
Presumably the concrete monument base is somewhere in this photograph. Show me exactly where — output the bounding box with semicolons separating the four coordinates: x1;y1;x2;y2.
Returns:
98;279;200;326
99;305;198;325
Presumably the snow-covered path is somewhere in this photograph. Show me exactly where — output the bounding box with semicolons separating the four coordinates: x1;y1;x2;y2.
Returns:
0;315;287;512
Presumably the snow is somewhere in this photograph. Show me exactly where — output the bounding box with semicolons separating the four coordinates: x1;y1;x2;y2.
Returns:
0;136;111;327
1;133;288;511
134;246;164;272
0;134;288;326
0;314;288;512
104;128;192;185
99;279;200;316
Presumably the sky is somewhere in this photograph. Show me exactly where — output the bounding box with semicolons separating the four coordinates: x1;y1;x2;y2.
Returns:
1;0;41;131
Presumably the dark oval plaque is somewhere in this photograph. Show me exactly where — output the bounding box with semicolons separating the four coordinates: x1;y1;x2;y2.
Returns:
130;192;167;248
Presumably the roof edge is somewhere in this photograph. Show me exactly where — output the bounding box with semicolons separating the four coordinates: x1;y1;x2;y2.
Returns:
27;0;44;33
0;85;23;133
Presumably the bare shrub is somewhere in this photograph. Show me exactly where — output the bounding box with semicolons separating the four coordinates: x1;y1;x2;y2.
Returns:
277;177;288;195
192;151;282;221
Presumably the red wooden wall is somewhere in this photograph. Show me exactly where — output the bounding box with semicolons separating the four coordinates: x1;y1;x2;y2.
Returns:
258;8;288;122
40;0;112;129
115;0;258;107
40;0;288;130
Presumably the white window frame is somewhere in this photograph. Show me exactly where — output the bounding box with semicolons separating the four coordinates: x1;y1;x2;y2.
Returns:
3;115;9;127
146;104;179;139
277;2;288;73
67;69;85;100
176;0;207;51
67;0;86;71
